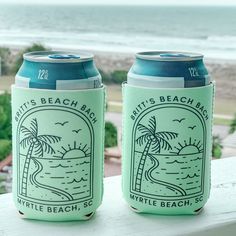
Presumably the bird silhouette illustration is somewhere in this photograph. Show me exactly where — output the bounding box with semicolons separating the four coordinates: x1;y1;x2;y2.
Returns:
172;118;185;123
188;125;196;130
55;121;69;126
72;129;82;134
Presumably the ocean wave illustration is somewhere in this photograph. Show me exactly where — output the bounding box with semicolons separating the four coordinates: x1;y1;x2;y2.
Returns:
31;159;73;201
185;186;199;191
146;154;186;196
67;177;87;184
50;164;70;168
190;157;203;161
72;191;85;195
166;160;185;164
181;173;200;179
80;161;90;165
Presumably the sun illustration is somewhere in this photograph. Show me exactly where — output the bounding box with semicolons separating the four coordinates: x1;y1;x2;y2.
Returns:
55;141;90;159
171;138;203;155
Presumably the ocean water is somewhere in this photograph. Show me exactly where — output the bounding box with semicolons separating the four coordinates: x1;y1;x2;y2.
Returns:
134;152;203;198
0;4;236;59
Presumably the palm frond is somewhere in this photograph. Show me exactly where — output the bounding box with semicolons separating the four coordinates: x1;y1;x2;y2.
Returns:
30;118;38;137
20;136;32;149
136;133;149;146
137;124;152;135
156;136;173;151
151;138;161;153
40;140;56;155
155;131;178;140
38;134;61;144
161;139;172;150
33;142;43;157
20;126;34;138
148;116;156;134
150;131;178;153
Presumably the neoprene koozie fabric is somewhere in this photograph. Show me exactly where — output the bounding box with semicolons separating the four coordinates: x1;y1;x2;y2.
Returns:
12;85;105;221
122;83;214;215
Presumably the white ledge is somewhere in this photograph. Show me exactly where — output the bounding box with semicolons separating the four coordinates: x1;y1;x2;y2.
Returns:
0;157;236;236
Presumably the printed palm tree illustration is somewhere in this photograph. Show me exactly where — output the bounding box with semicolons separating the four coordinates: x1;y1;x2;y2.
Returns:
20;118;61;196
135;116;178;191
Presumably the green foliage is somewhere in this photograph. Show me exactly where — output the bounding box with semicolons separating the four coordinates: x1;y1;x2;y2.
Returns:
105;121;118;148
212;135;223;158
229;113;236;134
111;70;127;84
0;47;11;75
0;93;12;161
0;176;5;181
99;69;127;84
0;185;6;194
0;174;6;194
0;93;11;140
11;43;49;74
99;69;111;84
0;139;11;161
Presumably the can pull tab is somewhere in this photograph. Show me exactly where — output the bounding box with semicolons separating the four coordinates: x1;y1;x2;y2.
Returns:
48;54;81;59
160;53;191;58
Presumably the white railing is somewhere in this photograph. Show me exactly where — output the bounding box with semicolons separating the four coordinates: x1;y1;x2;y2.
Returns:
0;157;235;236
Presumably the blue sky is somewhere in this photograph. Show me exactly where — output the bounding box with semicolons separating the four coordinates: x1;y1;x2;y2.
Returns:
0;0;236;5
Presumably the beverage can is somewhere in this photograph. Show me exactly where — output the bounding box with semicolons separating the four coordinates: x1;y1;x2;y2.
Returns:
12;51;105;221
16;51;102;90
122;51;214;215
128;51;211;88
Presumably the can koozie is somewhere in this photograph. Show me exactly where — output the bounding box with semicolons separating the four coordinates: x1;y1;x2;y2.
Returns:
12;85;105;221
122;83;214;215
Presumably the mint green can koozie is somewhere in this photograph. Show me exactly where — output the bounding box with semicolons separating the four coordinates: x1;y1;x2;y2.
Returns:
12;86;105;221
12;51;105;221
122;83;214;215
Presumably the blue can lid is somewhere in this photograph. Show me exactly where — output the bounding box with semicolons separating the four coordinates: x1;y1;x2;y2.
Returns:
136;51;203;61
48;54;81;59
23;51;93;63
160;53;191;58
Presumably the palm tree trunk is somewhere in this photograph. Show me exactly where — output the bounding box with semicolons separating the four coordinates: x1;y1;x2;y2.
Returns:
21;142;34;196
135;139;152;192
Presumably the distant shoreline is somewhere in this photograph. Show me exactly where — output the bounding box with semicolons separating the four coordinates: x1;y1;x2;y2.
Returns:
2;43;236;64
